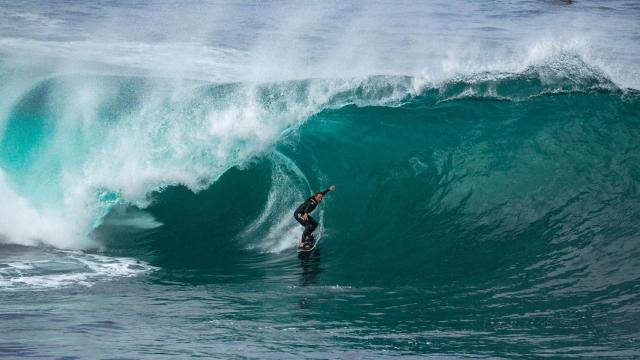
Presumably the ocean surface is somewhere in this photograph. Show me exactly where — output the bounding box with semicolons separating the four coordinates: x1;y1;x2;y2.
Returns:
1;1;639;358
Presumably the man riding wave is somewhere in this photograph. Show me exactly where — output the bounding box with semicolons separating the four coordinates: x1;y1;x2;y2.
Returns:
294;185;336;248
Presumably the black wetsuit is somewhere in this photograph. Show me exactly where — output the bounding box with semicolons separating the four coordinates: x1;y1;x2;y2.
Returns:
294;189;330;243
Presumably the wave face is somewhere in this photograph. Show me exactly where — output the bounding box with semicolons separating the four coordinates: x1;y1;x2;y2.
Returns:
78;70;640;356
0;70;418;248
2;57;640;282
110;70;640;286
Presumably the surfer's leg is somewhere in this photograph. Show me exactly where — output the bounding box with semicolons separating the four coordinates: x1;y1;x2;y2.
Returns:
302;216;318;241
308;216;318;234
295;213;309;242
302;223;312;241
294;213;306;227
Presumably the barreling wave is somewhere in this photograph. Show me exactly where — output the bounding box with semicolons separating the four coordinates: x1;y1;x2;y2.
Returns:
0;67;419;248
81;58;638;296
1;56;639;341
0;54;637;258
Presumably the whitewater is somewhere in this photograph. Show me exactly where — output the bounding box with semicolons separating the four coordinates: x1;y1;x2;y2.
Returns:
1;1;639;358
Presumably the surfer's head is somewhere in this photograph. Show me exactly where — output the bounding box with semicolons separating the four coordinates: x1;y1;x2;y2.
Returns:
314;192;324;202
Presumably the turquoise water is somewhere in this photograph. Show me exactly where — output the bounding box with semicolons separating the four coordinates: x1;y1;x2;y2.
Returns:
1;1;640;358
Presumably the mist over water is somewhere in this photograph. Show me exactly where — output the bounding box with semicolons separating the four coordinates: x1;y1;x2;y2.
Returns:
0;0;639;85
0;1;639;358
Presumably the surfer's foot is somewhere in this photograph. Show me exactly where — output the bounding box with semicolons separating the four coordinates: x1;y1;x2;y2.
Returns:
299;237;313;249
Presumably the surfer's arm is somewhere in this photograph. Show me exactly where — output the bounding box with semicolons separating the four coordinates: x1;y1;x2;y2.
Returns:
321;185;336;195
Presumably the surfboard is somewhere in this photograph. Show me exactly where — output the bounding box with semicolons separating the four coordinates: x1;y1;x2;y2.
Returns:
297;235;318;253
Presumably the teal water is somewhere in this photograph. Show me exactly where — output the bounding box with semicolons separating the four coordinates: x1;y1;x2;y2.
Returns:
1;0;640;358
2;71;639;358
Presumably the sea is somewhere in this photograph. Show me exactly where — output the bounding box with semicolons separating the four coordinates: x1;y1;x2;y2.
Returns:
1;1;639;358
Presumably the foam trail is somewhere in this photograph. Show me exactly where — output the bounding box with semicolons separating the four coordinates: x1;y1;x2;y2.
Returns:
0;248;156;290
240;151;313;253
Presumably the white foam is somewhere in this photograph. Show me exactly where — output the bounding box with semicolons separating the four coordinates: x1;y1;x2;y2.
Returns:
0;250;156;291
0;170;80;248
240;152;311;253
6;262;34;270
101;212;163;230
0;2;637;87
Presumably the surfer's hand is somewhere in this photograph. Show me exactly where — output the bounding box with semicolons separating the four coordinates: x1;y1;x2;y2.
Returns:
303;213;308;221
329;185;336;191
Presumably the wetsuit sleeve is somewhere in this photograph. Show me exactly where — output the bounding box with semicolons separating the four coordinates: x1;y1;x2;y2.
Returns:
321;188;332;195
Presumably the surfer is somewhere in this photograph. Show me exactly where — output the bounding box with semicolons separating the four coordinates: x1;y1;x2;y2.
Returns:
294;185;336;246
